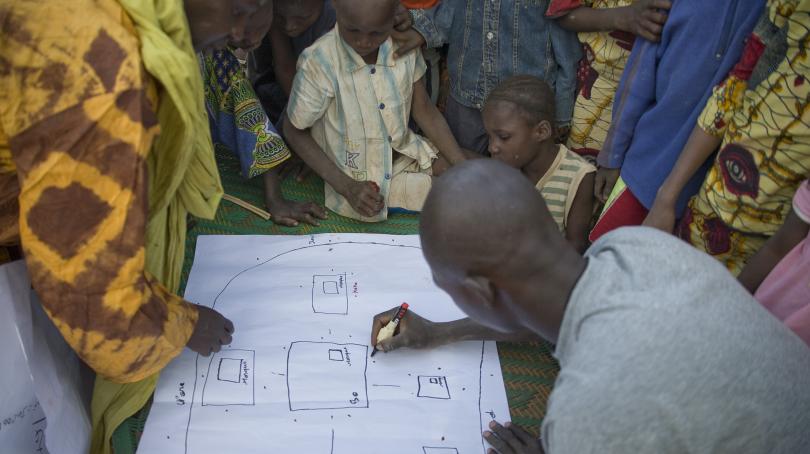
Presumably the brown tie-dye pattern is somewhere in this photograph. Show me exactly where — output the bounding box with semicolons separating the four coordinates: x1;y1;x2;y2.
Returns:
26;184;113;259
0;0;198;383
84;29;128;92
0;172;20;245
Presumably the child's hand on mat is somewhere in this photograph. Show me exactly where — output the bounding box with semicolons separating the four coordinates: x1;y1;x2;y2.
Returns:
392;28;426;58
269;199;328;227
187;305;234;356
343;180;384;217
623;0;671;43
643;193;677;233
484;421;545;454
371;308;440;352
593;167;619;204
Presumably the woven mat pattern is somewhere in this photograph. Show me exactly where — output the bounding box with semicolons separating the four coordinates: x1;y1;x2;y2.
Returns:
112;150;559;453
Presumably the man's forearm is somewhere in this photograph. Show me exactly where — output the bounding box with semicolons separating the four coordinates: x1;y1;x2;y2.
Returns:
436;318;540;344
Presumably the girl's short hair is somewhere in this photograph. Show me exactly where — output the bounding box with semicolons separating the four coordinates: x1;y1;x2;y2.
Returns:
484;75;556;125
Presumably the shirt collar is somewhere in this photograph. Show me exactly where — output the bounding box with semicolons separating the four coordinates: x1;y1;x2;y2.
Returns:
334;25;396;73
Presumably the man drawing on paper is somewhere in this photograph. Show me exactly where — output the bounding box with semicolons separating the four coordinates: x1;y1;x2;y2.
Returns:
371;160;810;453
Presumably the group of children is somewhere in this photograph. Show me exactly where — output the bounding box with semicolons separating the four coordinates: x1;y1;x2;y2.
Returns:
202;0;809;345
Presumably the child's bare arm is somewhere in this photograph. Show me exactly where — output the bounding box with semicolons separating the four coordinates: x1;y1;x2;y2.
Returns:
738;209;809;294
282;116;384;217
643;126;722;232
565;172;595;254
270;26;297;96
556;0;671;42
410;77;466;166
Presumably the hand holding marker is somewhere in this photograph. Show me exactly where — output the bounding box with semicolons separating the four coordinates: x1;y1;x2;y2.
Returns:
370;303;409;357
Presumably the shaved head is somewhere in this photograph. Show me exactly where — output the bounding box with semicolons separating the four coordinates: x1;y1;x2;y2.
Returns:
420;160;582;339
420;159;564;279
333;0;398;59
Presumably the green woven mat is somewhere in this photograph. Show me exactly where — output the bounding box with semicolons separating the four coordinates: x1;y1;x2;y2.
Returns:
112;149;559;453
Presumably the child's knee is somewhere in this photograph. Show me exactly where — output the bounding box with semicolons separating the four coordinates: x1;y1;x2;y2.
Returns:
389;171;432;212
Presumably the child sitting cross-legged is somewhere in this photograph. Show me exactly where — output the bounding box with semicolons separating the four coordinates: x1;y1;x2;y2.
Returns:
282;0;468;222
483;76;596;253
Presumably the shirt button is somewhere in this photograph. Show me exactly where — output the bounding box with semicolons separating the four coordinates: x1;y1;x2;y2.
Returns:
486;32;494;40
370;67;376;74
388;136;393;142
379;103;385;110
384;173;391;180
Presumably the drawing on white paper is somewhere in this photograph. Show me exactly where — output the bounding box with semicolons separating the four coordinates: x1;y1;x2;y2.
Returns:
417;376;450;400
287;341;368;411
201;349;254;407
423;448;459;454
137;234;510;454
312;274;348;314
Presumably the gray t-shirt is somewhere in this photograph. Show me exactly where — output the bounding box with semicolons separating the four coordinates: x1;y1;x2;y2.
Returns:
542;227;810;454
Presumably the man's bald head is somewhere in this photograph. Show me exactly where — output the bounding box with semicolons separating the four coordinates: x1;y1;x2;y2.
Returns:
420;159;565;279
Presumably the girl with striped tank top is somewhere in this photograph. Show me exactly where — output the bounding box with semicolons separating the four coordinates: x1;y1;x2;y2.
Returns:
482;76;597;253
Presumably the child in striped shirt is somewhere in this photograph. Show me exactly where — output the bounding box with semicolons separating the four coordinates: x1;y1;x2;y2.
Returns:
482;76;596;253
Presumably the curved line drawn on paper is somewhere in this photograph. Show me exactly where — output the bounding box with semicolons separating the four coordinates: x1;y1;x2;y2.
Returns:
287;341;369;411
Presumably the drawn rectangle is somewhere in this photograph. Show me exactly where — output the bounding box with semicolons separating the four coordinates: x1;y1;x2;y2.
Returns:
287;341;368;411
423;447;459;454
217;358;243;383
417;376;450;399
201;349;255;406
328;349;344;361
323;281;338;294
312;274;348;314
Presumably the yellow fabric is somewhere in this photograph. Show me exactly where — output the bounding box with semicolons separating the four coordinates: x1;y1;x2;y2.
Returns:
0;0;214;452
598;175;628;217
118;0;223;292
0;0;200;382
92;2;224;453
680;0;810;273
565;0;635;155
91;374;159;454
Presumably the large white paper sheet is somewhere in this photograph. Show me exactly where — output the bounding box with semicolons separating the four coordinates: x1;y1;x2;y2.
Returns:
139;234;510;454
0;261;91;454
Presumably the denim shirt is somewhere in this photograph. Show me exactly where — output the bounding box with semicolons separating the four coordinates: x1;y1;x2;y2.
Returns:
411;0;581;125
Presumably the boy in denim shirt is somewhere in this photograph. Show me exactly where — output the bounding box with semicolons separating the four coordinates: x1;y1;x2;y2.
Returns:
397;1;582;153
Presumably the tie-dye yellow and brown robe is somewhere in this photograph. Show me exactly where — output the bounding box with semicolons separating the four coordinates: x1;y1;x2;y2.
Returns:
0;0;199;383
